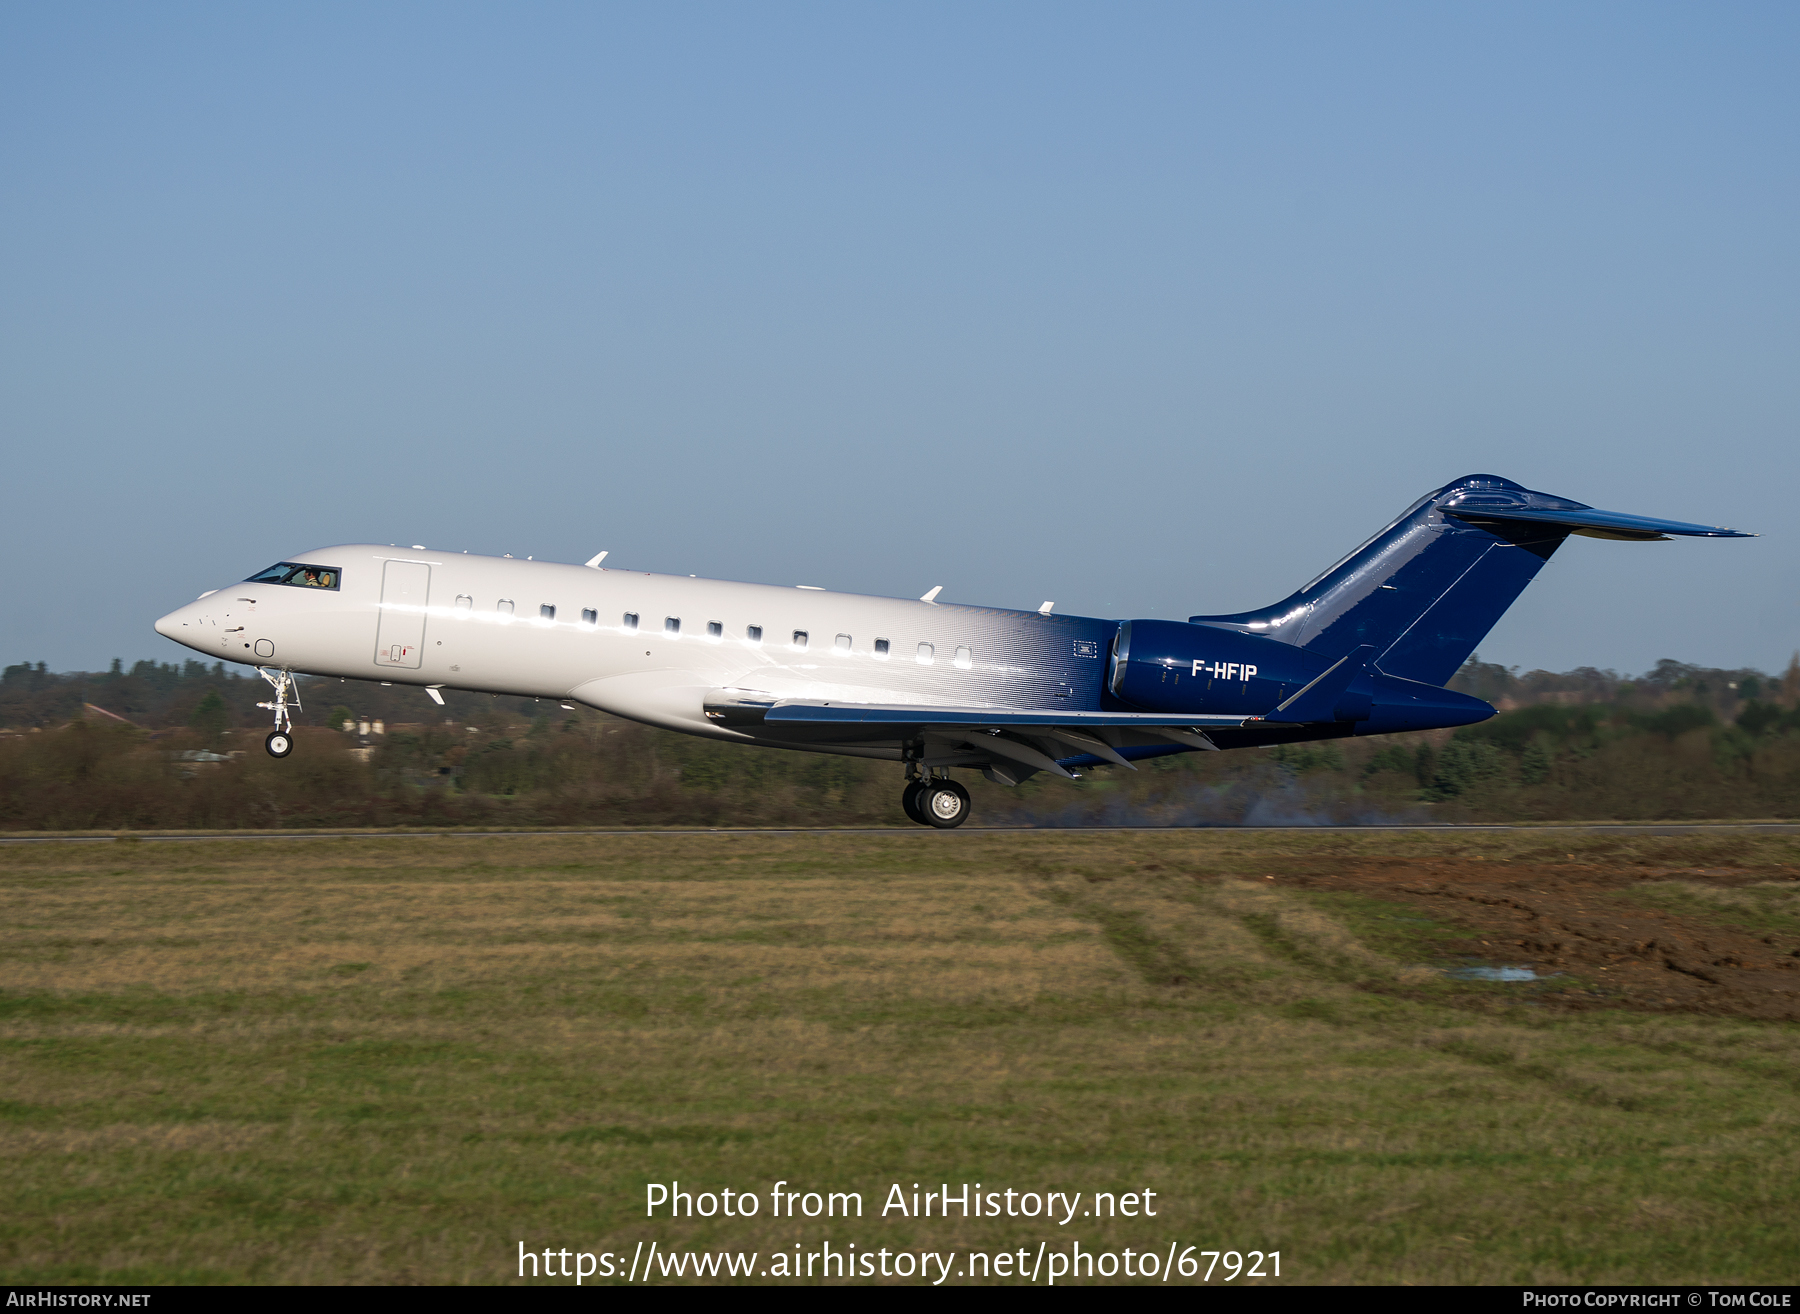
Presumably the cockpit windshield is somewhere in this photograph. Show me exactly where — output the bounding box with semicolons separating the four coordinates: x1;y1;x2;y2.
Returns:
247;562;341;591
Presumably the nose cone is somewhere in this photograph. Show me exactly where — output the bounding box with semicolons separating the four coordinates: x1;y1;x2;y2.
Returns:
155;601;208;653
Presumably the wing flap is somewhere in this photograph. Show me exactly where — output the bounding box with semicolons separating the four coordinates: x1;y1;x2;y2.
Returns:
927;730;1078;779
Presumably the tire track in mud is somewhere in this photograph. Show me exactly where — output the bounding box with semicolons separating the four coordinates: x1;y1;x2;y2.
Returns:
1280;858;1800;1021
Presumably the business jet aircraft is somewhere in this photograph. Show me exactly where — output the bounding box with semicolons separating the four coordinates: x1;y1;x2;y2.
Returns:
153;475;1748;827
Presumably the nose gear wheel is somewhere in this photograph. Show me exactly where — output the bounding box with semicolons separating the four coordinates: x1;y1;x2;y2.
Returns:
255;667;301;758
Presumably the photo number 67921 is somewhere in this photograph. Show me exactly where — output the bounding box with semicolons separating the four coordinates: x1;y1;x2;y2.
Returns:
1196;1250;1278;1281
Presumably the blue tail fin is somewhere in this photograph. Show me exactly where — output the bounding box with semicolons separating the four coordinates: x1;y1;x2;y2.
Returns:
1190;475;1751;687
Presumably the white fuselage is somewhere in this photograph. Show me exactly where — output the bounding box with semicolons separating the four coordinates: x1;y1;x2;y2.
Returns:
153;545;1114;756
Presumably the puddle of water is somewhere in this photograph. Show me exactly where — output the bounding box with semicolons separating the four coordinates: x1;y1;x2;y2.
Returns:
1445;964;1547;982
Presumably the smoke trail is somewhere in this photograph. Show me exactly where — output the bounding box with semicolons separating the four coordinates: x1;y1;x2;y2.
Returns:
999;765;1431;828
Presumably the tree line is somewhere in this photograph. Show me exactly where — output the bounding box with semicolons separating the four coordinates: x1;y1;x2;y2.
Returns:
2;652;1797;829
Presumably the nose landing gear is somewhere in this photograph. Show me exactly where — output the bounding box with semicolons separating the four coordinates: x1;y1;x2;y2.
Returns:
255;666;301;759
902;762;970;828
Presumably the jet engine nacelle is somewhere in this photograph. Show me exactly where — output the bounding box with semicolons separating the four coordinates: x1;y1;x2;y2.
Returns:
1108;620;1328;717
1109;619;1495;733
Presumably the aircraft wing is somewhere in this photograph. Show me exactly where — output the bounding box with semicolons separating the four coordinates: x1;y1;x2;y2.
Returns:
707;694;1247;779
761;700;1246;731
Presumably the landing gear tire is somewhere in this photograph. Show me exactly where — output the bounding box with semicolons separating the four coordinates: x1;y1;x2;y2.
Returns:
901;780;928;825
255;668;301;761
920;779;970;829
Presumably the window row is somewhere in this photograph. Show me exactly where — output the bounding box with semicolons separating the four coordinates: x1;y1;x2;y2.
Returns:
449;597;974;667
625;613;973;666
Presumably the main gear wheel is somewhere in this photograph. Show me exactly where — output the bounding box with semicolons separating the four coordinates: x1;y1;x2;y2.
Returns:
901;780;928;825
919;779;970;828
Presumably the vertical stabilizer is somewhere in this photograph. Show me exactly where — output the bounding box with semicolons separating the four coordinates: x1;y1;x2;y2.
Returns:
1189;475;1750;687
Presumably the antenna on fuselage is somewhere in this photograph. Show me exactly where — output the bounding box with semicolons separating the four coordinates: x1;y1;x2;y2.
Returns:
920;585;943;603
585;551;608;569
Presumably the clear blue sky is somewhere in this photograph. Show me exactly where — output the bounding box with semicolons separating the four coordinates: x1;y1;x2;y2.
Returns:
4;3;1796;677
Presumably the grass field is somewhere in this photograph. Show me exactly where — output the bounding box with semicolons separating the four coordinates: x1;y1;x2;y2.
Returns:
4;829;1799;1285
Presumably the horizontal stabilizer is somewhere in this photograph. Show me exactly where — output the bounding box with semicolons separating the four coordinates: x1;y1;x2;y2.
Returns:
1445;505;1755;541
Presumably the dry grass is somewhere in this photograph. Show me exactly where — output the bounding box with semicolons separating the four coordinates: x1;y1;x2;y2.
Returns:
3;830;1799;1284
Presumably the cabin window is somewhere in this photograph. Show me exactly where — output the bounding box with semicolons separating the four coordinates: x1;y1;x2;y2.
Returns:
622;612;639;631
873;638;890;659
540;604;556;621
953;646;972;670
246;562;341;591
835;633;851;653
454;595;472;613
497;599;514;616
792;631;809;650
665;617;681;635
581;608;597;626
746;626;763;643
916;642;934;665
707;621;723;638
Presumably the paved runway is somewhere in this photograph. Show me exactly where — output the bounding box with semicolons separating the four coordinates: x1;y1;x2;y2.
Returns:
3;823;1798;844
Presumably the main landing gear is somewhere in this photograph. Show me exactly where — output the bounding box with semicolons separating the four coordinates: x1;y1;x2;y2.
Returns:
256;666;301;760
902;766;970;828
